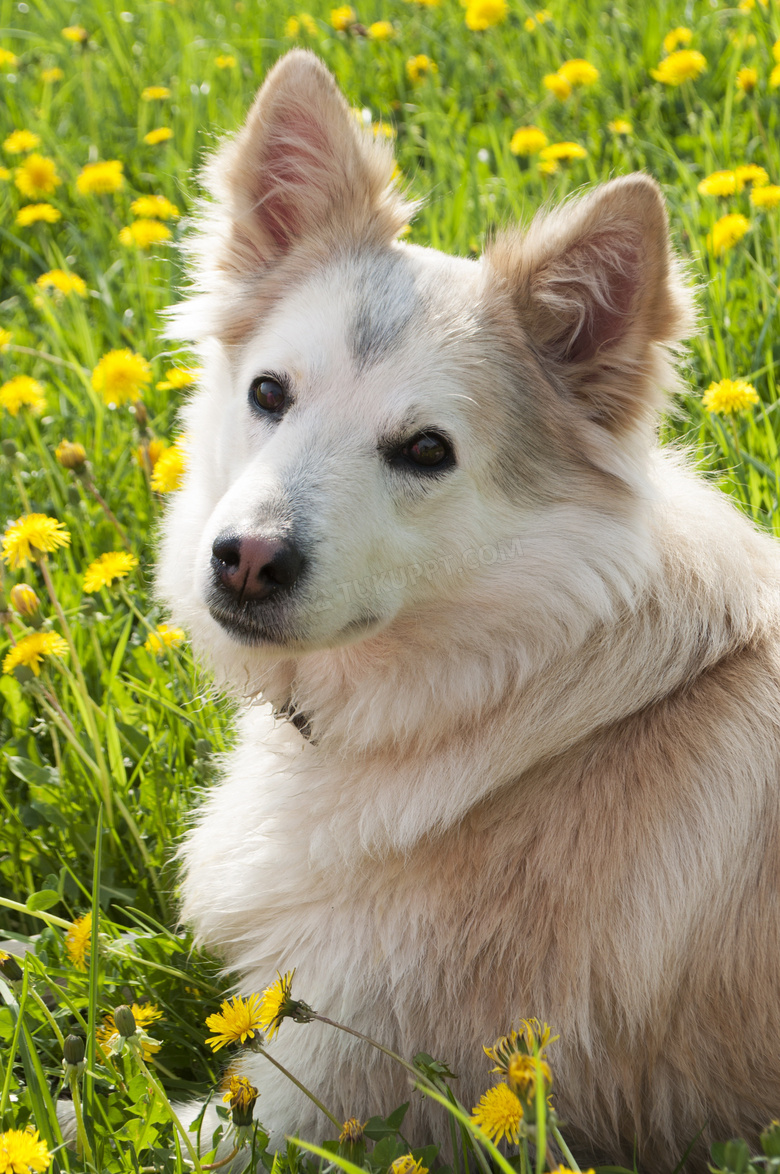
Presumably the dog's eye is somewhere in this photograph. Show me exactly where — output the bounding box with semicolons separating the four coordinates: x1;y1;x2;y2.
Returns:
402;433;453;469
249;376;286;414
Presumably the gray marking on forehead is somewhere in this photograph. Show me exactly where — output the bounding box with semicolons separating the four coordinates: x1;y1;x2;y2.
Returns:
347;250;421;369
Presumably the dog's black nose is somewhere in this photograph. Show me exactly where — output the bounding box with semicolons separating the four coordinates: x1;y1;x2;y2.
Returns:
211;533;304;602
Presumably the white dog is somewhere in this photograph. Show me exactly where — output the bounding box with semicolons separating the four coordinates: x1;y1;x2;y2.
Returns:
158;49;780;1173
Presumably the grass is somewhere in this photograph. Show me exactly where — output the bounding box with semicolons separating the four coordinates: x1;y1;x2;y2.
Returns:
0;0;779;1169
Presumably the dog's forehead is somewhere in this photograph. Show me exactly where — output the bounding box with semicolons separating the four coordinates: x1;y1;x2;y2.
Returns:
243;244;484;390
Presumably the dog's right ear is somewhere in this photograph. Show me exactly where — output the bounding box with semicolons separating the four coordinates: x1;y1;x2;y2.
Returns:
203;50;411;275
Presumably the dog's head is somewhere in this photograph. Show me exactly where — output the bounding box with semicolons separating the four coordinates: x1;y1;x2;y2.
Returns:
158;51;694;687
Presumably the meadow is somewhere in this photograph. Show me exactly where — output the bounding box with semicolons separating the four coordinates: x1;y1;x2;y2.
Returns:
1;0;780;1169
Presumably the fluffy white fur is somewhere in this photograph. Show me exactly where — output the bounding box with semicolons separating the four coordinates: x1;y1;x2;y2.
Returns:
158;50;780;1172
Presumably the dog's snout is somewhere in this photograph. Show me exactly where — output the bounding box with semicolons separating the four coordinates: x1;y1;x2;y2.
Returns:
211;532;304;602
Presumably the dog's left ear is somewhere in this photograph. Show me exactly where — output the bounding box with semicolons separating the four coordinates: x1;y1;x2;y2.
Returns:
204;50;412;275
487;174;694;432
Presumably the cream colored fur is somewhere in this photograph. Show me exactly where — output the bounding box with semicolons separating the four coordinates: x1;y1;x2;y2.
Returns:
158;50;780;1172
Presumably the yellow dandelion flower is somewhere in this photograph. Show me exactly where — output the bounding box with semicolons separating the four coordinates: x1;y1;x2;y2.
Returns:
736;66;758;93
540;140;587;162
406;54;437;82
119;219;172;247
62;25;88;42
36;269;87;298
465;0;507;30
330;5;355;29
0;49;19;67
151;442;187;492
257;970;297;1040
506;1052;552;1097
702;378;759;413
524;15;536;30
698;170;737;197
0;167;9;180
0;375;46;416
144;623;186;653
14;154;61;198
543;72;571;99
538;159;558;175
76;159;124;195
131;194;180;220
0;1128;52;1173
205;993;266;1051
388;1157;428;1174
156;365;200;390
608;118;633;135
0;328;12;350
652;49;707;85
471;1083;523;1145
285;16;302;34
2;514;70;570
738;0;755;9
137;437;167;469
215;53;236;68
3;129;41;154
708;212;751;255
557;58;598;86
535;8;552;20
83;551;139;593
41;67;64;83
144;127;173;145
298;13;318;31
64;913;91;970
91;348;151;405
339;1118;366;1146
2;631;69;677
510;126;548;155
141;85;170;100
223;1075;259;1120
662;26;692;54
16;203;61;226
770;63;780;90
734;163;768;189
368;20;394;38
751;184;780;208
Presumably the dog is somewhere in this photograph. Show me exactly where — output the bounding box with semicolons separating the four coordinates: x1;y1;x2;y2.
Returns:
157;48;780;1173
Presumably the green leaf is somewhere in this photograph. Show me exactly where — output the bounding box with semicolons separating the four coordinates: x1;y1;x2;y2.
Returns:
5;755;59;788
25;889;60;911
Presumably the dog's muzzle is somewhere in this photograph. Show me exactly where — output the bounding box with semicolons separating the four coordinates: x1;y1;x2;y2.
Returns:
207;530;306;642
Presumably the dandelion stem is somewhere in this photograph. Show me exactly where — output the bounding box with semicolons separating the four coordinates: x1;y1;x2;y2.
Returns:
551;1126;581;1172
257;1047;341;1129
0;895;72;930
68;1067;94;1163
534;1052;546;1174
202;1146;240;1170
131;1047;205;1173
11;468;32;514
312;1013;422;1083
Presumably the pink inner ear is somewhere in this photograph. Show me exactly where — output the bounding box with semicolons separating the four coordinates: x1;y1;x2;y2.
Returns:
259;109;333;252
559;234;641;364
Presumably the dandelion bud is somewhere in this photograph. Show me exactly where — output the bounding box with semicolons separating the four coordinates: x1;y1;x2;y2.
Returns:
55;439;87;472
10;584;40;618
113;1004;137;1038
1;438;17;460
67;485;81;507
133;401;148;429
63;1033;85;1065
13;665;36;685
338;1118;366;1163
223;1075;259;1128
0;951;23;982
